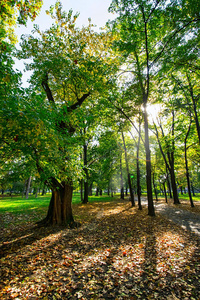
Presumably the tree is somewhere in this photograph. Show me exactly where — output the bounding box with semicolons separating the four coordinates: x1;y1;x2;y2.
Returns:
109;0;200;215
17;2;119;226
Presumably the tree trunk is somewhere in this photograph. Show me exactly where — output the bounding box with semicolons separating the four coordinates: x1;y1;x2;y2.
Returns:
38;181;76;227
120;157;124;200
163;182;168;203
83;143;89;204
184;121;194;207
80;179;83;202
136;117;142;210
166;174;172;198
169;165;180;204
121;131;135;206
25;176;31;199
154;121;179;204
143;104;155;216
95;187;99;196
152;171;158;202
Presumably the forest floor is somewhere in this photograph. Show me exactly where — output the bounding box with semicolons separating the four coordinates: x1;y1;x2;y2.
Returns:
0;197;200;300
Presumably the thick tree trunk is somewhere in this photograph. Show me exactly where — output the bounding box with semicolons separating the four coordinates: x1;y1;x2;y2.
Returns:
38;181;77;227
143;104;155;216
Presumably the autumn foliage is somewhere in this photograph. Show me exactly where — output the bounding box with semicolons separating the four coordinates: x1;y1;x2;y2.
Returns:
0;199;199;299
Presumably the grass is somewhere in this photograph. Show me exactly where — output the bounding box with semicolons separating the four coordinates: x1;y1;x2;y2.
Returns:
154;193;200;202
0;192;117;223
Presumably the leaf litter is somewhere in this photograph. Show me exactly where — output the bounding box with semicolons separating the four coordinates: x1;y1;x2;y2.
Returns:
0;199;200;299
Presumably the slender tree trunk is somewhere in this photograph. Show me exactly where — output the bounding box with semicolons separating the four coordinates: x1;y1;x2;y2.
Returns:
184;121;194;207
152;171;158;202
125;182;128;196
25;176;31;199
170;167;180;204
121;132;135;206
170;111;180;205
107;186;110;196
38;180;76;227
163;182;168;203
154;121;179;204
120;157;124;200
166;173;172;198
136;117;142;210
83;142;89;204
143;103;155;216
80;179;83;202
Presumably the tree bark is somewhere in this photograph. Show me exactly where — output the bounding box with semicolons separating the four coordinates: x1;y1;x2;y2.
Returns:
184;121;194;207
25;176;31;199
120;157;124;200
154;121;180;204
152;170;158;202
83;142;89;204
163;182;168;203
38;180;76;227
95;187;99;196
143;104;155;216
121;131;135;206
80;179;83;202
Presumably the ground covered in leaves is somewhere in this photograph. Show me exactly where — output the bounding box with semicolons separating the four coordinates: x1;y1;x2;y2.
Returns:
0;199;200;299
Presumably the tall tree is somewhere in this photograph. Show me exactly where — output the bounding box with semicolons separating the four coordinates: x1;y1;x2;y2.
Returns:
17;2;119;226
109;0;200;215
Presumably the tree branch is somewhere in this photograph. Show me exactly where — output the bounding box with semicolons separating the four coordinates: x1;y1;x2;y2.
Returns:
68;92;91;112
41;73;55;105
150;18;200;68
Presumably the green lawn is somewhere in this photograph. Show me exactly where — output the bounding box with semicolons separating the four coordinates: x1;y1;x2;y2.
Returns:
0;192;117;215
0;192;117;226
155;193;200;202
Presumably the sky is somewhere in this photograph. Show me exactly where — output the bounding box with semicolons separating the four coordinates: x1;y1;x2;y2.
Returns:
15;0;115;86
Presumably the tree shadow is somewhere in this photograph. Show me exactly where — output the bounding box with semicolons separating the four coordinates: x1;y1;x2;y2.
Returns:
0;224;65;259
0;201;200;299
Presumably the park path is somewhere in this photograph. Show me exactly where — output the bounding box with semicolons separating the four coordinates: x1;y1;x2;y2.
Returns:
135;197;200;237
154;202;200;237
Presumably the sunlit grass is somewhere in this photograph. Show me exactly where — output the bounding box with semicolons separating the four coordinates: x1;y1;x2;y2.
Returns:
0;192;117;215
156;193;200;202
